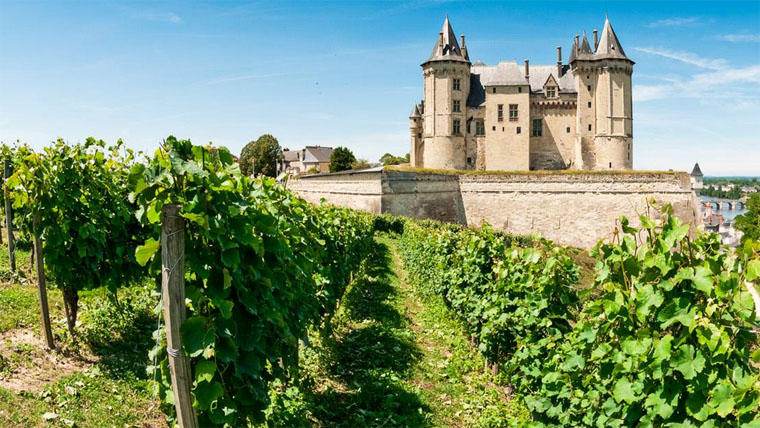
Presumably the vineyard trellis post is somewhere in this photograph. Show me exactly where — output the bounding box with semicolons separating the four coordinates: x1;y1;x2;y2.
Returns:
4;159;15;272
33;212;55;350
161;204;198;428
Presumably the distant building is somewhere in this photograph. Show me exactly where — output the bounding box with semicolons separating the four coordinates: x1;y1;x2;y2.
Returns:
279;146;334;174
741;185;757;194
409;15;634;171
690;162;703;194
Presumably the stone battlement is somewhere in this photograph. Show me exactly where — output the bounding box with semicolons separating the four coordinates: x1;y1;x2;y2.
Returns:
288;168;701;249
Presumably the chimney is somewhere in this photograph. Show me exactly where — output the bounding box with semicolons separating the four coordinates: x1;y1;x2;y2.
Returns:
460;34;467;57
524;59;530;80
593;29;598;50
575;34;580;47
439;31;444;52
460;34;465;47
556;46;562;76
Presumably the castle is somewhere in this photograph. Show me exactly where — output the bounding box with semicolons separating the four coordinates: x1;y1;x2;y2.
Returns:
409;16;634;171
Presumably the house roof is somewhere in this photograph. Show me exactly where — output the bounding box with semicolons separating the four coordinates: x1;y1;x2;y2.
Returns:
467;61;576;106
281;149;300;162
303;146;333;163
423;16;470;66
691;162;704;177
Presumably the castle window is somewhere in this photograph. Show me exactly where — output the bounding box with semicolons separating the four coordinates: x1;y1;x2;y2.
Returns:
509;104;518;120
516;126;521;134
467;157;473;164
518;87;522;93
588;102;592;108
476;120;485;136
609;162;612;168
532;119;543;137
566;127;571;133
453;119;461;135
453;100;461;112
545;87;556;98
492;126;496;131
497;104;504;121
587;85;592;91
492;87;496;94
466;120;471;134
588;124;592;131
453;78;461;91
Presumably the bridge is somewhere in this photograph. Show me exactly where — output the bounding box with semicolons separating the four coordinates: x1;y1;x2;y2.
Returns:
702;197;748;211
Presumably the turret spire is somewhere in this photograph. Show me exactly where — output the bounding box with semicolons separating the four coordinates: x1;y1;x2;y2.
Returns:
423;16;470;65
594;16;631;61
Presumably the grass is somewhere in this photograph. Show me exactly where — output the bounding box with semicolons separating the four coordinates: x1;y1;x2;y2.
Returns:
0;236;163;428
265;236;529;427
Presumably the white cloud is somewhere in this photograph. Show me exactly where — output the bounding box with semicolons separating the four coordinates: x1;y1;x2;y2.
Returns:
717;34;760;43
633;47;727;70
166;13;182;24
647;17;699;28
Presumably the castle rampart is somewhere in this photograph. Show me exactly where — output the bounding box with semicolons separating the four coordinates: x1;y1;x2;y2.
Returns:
288;168;701;249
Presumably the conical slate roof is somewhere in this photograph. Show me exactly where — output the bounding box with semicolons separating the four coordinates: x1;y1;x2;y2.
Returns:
594;16;632;62
580;32;593;54
691;163;704;177
409;104;421;118
423;16;470;65
569;16;633;64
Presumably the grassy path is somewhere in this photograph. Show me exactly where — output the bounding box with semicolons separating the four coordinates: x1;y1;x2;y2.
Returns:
293;236;528;427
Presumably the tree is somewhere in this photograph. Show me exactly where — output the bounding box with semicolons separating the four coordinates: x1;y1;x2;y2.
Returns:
329;147;355;172
351;159;370;170
379;152;410;166
735;193;760;244
239;134;280;177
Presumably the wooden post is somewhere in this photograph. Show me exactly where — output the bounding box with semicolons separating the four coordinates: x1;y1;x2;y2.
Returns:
161;204;198;428
4;160;15;272
33;213;54;350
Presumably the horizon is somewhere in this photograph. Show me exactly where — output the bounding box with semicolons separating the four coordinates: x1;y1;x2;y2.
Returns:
1;0;759;175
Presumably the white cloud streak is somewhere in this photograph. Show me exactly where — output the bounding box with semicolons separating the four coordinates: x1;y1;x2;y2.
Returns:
717;34;760;43
647;17;699;28
633;47;727;70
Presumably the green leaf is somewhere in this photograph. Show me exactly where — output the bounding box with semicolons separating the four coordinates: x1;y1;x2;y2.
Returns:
193;380;224;410
613;377;638;404
221;248;240;268
708;381;736;418
693;265;714;294
194;359;216;384
747;259;760;281
135;238;160;266
181;316;215;358
672;344;701;380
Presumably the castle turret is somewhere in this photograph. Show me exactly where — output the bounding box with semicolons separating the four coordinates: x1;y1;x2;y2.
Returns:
418;16;471;170
571;16;634;170
409;103;423;166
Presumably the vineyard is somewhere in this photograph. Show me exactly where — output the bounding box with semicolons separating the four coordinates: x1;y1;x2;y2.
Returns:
0;138;758;427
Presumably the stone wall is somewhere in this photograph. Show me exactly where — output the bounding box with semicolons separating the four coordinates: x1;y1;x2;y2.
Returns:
289;168;701;249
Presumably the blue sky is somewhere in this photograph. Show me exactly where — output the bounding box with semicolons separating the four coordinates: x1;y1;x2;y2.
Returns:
1;0;758;175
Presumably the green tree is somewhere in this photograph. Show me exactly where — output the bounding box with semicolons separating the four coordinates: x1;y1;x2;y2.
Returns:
329;146;355;172
735;193;760;244
379;152;409;166
351;159;370;170
239;134;280;177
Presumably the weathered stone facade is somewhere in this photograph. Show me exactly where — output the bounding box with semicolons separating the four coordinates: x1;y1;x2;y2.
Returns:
410;16;634;172
289;169;701;249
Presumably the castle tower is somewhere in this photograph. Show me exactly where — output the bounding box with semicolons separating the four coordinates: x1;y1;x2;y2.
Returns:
571;17;634;170
418;16;471;170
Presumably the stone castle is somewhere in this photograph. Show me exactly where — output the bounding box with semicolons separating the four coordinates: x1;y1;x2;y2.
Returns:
409;16;634;171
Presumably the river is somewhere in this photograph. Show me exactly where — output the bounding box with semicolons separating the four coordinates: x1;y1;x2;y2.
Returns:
699;195;747;222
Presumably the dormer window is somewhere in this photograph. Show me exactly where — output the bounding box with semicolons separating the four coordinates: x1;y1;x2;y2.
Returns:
545;87;556;98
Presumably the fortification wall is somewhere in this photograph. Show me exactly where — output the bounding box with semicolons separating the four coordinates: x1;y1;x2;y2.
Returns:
289;169;701;249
